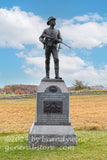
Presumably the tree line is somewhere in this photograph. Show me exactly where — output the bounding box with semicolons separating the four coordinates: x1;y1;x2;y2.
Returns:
0;80;104;95
1;84;37;94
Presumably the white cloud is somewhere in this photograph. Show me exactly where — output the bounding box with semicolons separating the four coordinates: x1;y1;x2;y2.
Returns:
23;54;107;86
24;56;45;78
60;21;107;49
0;6;45;49
59;54;86;72
72;13;103;22
16;51;25;58
59;55;107;86
0;7;107;86
16;48;42;58
59;13;103;25
26;56;45;68
27;48;43;57
0;7;107;50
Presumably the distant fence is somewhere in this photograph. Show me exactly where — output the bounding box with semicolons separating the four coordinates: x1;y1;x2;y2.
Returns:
69;90;107;95
0;94;36;100
0;90;107;99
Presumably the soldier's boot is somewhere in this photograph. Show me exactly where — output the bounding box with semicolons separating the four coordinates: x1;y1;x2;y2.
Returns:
46;72;49;78
55;70;62;79
54;59;62;79
55;68;62;79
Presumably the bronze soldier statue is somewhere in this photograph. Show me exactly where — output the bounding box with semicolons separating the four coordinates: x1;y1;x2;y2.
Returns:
39;16;62;79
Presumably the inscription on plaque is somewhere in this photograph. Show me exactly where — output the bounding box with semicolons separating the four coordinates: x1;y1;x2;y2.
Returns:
44;101;62;113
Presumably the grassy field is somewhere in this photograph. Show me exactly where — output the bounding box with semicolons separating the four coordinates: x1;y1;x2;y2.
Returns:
0;95;107;133
0;95;107;159
69;95;107;130
0;130;106;160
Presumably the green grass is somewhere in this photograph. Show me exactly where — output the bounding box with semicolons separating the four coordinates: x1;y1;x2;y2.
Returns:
0;130;106;160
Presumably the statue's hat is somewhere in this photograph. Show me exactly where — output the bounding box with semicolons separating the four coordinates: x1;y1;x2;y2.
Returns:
47;16;56;25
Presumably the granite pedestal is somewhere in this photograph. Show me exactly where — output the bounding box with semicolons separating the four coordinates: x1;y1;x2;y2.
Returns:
28;79;77;147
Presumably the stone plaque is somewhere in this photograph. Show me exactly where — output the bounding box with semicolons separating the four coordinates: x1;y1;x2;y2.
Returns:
49;86;57;93
44;101;62;113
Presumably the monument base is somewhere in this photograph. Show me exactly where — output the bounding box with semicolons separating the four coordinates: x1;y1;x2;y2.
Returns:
28;79;77;147
28;123;77;147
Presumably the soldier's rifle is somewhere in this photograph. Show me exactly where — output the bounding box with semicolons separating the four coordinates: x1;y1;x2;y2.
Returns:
43;34;71;48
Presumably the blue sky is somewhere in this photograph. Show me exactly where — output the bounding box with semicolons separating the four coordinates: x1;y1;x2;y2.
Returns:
0;0;107;88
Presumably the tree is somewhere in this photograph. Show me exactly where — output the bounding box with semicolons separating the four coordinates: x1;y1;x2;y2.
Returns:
15;89;25;95
4;86;11;94
11;85;18;93
73;80;89;90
